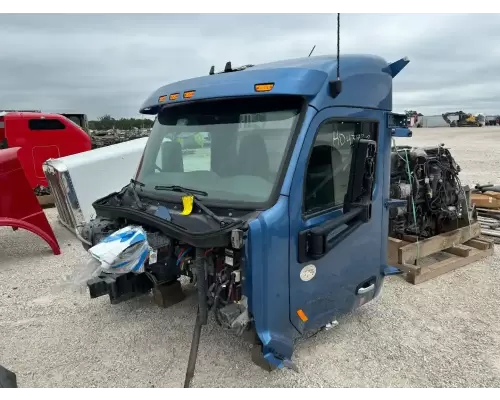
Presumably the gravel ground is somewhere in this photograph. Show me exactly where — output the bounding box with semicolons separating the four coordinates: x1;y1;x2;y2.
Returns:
1;126;500;388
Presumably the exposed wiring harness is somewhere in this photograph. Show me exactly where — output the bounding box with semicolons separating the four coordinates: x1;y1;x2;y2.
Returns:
391;139;473;265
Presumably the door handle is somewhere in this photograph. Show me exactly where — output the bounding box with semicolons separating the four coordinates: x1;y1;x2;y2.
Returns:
357;284;375;295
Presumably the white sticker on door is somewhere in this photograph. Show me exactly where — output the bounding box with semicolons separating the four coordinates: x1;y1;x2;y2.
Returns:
300;264;316;282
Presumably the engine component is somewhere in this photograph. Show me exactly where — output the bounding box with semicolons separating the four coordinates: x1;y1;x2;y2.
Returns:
79;216;120;248
389;144;465;238
81;218;249;329
217;296;250;335
152;280;186;308
79;216;250;389
87;273;154;304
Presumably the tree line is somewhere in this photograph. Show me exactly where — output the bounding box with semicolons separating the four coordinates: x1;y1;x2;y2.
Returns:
404;110;423;117
89;114;154;131
90;111;423;131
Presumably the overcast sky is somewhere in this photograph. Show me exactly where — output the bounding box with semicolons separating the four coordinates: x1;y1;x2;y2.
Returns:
1;13;499;119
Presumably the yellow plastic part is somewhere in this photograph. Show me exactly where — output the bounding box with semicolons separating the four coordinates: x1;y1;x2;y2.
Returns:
181;195;194;215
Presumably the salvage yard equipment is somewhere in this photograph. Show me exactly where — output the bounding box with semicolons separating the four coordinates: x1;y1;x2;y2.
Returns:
442;111;485;127
485;115;500;126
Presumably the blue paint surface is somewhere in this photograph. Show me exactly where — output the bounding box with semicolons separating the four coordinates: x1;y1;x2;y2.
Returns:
140;55;399;114
140;54;410;366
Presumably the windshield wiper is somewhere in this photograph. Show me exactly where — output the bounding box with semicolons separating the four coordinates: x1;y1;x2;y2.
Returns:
154;185;234;228
154;185;208;197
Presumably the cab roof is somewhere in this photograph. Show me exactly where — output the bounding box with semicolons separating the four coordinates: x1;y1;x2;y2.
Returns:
0;112;67;119
140;54;409;114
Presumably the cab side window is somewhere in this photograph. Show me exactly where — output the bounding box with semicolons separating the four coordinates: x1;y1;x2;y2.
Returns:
304;119;378;215
28;119;66;131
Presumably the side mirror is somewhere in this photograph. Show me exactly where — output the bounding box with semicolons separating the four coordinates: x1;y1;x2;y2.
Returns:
343;139;377;218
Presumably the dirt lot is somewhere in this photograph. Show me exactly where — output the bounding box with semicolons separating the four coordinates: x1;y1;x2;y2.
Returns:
1;126;500;388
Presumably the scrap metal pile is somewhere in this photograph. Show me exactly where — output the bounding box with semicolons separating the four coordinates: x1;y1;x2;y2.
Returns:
389;144;467;239
90;128;150;149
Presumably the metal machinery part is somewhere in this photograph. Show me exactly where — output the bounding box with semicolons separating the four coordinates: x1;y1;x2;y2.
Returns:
81;216;251;331
442;111;484;127
389;144;465;238
81;214;252;387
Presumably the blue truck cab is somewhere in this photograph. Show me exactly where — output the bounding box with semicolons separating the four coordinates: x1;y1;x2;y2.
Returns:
85;54;410;381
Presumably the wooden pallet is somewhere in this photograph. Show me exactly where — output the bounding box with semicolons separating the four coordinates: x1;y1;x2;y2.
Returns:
388;222;494;284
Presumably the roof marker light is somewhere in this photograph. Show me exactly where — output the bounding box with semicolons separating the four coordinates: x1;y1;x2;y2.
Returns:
183;90;196;99
255;83;274;92
169;93;180;101
158;95;167;103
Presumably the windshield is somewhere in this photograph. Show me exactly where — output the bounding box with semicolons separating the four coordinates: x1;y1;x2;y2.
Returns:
136;96;303;205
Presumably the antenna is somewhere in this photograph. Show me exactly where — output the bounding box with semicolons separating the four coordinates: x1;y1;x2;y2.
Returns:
336;13;340;81
308;45;316;57
329;13;342;98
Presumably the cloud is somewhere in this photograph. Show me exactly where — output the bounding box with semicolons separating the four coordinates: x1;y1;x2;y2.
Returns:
0;13;498;119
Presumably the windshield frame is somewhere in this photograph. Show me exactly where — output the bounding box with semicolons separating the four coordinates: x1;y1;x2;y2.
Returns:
136;95;308;210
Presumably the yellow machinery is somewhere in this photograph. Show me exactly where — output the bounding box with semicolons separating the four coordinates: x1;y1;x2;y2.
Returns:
442;111;485;127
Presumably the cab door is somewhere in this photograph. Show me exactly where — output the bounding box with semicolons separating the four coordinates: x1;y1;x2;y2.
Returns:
288;107;387;333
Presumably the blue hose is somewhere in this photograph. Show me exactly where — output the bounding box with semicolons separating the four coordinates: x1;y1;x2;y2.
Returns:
177;248;192;266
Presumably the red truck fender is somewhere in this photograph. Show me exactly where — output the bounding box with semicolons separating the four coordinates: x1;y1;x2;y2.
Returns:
0;147;60;255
